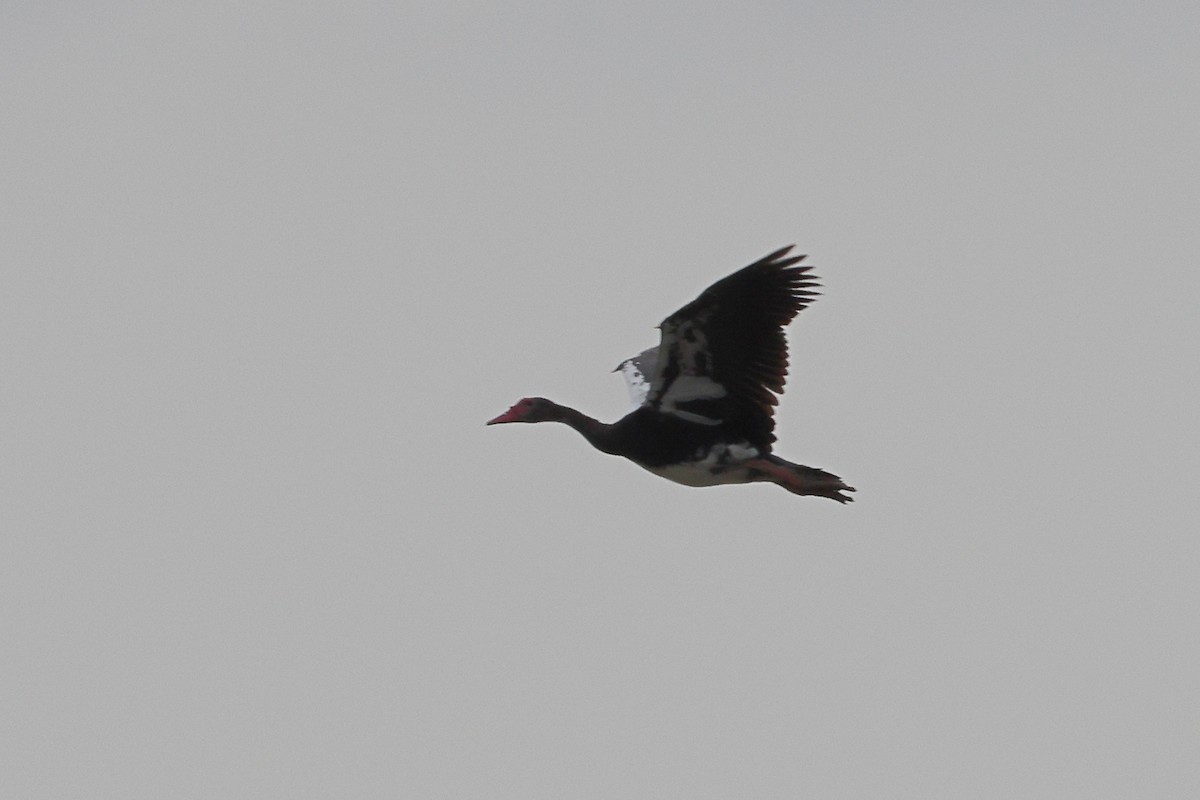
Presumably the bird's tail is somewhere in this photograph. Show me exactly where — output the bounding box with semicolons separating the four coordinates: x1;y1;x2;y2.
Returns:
746;455;856;503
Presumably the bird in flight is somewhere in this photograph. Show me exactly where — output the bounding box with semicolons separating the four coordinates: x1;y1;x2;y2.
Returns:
488;246;854;502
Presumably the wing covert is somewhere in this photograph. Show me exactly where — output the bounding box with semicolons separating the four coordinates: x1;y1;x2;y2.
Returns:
643;245;821;446
614;346;659;410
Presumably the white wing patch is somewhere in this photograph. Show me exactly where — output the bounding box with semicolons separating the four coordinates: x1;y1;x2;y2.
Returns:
659;376;726;425
655;317;727;425
616;347;658;410
643;442;762;486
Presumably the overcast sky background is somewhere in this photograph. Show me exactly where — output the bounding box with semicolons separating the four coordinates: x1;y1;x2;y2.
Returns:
3;2;1198;798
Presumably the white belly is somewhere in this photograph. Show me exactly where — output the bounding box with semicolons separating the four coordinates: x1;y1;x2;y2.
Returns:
641;442;762;487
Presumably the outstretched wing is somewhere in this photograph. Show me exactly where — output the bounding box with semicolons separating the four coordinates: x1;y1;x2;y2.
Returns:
643;245;820;447
615;346;659;410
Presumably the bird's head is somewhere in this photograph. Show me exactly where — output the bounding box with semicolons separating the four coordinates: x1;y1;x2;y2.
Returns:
486;397;560;425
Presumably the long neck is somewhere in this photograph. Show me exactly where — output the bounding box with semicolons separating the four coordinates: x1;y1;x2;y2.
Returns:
548;403;620;454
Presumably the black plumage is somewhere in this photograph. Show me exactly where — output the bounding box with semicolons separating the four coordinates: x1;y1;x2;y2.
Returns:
488;246;854;502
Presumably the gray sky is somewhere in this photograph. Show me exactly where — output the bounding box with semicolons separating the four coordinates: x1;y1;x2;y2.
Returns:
3;2;1198;797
